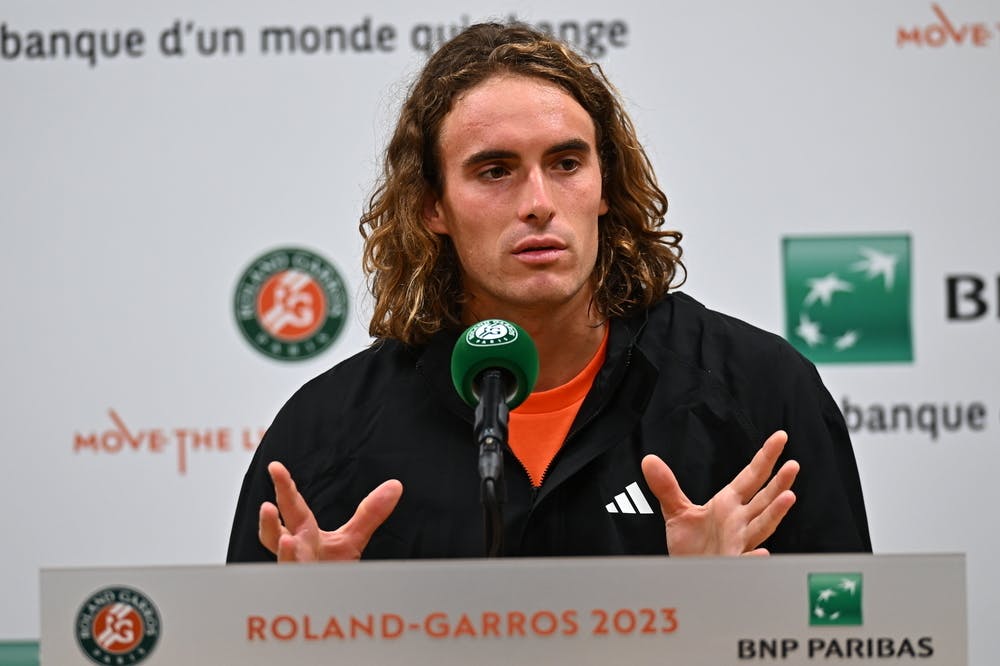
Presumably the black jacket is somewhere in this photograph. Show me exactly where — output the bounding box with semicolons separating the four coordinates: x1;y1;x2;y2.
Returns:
227;292;871;561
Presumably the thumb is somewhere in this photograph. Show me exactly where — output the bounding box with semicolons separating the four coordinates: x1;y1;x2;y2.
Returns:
741;548;771;557
641;454;692;518
340;479;403;551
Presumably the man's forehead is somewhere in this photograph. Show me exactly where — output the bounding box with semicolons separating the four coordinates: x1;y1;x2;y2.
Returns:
436;75;597;161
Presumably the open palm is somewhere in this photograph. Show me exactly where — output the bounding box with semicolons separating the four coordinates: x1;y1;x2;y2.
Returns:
641;430;799;556
258;461;403;562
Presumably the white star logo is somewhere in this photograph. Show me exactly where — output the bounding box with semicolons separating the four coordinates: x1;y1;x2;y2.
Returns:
796;313;825;347
839;578;858;595
804;273;853;307
834;330;860;350
851;247;898;291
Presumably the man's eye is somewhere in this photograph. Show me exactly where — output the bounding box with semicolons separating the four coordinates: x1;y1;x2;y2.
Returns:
482;166;508;180
556;158;580;171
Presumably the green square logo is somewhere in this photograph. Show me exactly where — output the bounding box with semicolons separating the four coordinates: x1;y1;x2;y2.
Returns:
783;235;912;363
809;573;863;626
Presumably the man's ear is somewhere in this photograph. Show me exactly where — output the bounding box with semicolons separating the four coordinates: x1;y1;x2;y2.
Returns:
423;191;448;235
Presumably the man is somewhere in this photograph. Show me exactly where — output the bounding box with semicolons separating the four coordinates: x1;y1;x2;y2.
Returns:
227;22;870;562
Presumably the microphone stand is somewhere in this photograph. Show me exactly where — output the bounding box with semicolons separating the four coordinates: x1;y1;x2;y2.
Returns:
473;369;510;557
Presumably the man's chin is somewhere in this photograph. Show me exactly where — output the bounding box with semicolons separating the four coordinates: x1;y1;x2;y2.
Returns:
465;283;592;319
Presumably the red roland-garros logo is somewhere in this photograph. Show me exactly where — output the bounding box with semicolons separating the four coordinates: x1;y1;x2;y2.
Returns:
234;247;349;361
257;270;327;341
75;587;161;665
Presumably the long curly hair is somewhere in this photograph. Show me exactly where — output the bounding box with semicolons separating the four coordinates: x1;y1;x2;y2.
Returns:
360;22;684;345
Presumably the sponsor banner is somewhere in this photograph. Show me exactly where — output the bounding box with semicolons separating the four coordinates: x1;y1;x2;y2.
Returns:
896;4;1000;49
840;396;992;442
72;409;266;475
783;235;912;364
40;555;966;665
0;14;632;66
2;2;998;665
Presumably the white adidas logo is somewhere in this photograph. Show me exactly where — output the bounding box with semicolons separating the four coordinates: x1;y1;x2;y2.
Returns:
605;482;654;515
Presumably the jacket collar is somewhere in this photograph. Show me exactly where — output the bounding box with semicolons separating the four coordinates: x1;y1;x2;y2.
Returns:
415;327;474;423
532;308;659;504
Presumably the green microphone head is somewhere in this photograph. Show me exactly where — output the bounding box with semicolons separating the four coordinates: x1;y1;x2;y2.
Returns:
451;319;539;409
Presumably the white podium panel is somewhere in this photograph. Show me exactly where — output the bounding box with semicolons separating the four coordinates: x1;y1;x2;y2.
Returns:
40;554;965;665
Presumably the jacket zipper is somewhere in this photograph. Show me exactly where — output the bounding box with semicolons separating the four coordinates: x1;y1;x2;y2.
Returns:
528;343;635;505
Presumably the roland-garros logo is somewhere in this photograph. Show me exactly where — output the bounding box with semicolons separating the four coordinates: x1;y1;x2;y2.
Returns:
234;247;348;361
468;320;518;346
75;586;161;665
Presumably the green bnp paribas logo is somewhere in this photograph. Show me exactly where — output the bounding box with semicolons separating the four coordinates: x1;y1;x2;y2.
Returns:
809;573;863;626
783;236;912;363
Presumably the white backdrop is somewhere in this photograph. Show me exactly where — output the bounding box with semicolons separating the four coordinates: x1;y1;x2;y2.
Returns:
2;1;997;663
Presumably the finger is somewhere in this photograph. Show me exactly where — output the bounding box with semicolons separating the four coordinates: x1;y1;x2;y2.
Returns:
746;489;797;549
338;479;404;551
641;454;692;518
258;501;289;555
276;534;294;562
268;461;317;533
277;533;317;563
730;430;789;503
744;459;800;518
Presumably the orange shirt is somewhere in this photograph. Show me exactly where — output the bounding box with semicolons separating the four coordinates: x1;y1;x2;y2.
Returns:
508;327;609;487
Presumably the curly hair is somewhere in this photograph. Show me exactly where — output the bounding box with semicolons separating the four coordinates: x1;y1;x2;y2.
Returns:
360;22;684;345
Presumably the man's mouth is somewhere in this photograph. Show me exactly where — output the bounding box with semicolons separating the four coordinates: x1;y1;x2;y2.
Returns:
516;245;560;254
512;244;565;265
512;237;567;255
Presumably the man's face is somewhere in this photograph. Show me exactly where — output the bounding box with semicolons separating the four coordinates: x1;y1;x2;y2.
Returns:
424;74;609;323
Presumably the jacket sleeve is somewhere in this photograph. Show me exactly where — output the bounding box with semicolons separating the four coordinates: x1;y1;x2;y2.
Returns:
757;342;872;553
225;378;330;563
225;357;385;562
226;416;285;563
687;297;872;554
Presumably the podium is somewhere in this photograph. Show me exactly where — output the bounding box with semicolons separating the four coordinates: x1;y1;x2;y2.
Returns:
40;554;966;665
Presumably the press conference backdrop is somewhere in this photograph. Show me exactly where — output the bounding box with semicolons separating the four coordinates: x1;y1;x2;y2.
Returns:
1;0;996;663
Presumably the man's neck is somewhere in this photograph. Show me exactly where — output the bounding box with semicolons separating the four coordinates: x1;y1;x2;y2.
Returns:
523;316;607;392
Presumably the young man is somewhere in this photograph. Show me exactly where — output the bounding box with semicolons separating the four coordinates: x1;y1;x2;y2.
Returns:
227;23;870;562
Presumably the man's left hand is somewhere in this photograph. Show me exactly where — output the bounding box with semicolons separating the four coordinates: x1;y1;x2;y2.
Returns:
640;430;799;556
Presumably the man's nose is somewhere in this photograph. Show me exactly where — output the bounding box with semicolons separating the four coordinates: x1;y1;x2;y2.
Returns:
518;167;555;224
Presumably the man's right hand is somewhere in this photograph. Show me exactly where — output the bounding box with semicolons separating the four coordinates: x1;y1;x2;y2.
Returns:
258;461;403;562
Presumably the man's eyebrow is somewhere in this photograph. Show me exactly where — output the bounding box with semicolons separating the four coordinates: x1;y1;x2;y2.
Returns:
544;138;591;156
461;149;517;170
461;139;593;170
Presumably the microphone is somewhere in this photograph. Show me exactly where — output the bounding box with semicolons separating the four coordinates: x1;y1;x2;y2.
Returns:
451;319;538;557
451;319;539;410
